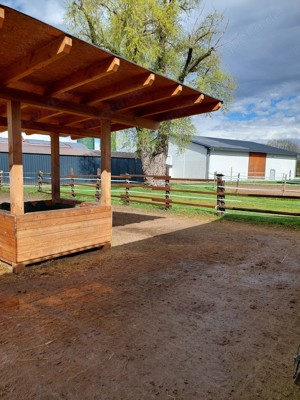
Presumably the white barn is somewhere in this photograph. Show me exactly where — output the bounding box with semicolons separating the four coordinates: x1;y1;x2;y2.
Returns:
168;137;298;180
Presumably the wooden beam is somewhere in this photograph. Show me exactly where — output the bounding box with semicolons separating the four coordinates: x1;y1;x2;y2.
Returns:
0;86;160;130
138;94;204;118
111;84;182;112
155;101;222;121
0;35;72;85
45;57;120;95
101;120;111;207
0;104;6;116
7;101;24;215
110;123;133;132
0;117;102;137
51;133;60;203
0;7;4;28
84;73;155;104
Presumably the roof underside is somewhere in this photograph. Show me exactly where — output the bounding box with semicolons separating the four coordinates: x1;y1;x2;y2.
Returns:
0;5;222;139
191;136;299;156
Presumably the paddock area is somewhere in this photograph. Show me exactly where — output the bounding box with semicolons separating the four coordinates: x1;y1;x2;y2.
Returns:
0;206;299;400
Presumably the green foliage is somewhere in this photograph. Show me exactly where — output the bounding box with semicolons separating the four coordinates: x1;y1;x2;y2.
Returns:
64;0;236;171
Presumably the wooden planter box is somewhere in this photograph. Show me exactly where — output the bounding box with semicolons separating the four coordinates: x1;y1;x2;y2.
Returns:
0;203;112;272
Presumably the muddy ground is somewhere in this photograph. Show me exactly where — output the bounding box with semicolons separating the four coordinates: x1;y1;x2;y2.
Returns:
0;205;299;400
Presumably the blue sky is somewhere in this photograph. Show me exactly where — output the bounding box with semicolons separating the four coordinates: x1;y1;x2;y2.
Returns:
1;0;300;144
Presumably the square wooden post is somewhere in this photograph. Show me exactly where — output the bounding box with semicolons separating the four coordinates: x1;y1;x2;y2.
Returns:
51;133;60;203
100;119;111;206
7;100;24;215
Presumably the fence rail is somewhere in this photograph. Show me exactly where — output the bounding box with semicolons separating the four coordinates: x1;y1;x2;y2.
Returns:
1;170;300;218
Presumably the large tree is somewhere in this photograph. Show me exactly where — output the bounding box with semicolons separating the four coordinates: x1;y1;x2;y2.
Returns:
64;0;235;177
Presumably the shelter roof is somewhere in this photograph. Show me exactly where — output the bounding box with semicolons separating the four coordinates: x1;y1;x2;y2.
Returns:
191;136;299;157
0;5;222;139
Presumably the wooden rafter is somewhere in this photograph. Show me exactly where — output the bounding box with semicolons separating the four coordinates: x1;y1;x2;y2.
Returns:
111;84;183;112
0;7;4;28
0;104;6;116
155;101;222;121
0;117;102;137
0;35;72;85
138;94;205;118
83;73;155;105
0;86;160;130
45;57;120;96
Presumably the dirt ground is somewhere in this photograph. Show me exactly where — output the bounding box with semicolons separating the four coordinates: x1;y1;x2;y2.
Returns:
0;205;299;400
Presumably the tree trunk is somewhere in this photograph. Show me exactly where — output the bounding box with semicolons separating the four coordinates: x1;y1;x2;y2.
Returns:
140;149;168;186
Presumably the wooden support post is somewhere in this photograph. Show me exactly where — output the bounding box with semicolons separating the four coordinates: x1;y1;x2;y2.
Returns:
100;119;111;206
51;133;60;203
0;170;3;187
7;100;24;215
216;173;225;216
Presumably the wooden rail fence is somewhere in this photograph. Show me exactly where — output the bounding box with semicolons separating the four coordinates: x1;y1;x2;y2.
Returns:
34;171;300;218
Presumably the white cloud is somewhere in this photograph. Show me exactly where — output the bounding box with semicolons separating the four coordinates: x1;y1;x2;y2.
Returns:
1;0;65;28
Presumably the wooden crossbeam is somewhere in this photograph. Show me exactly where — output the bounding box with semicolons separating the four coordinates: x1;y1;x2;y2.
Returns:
110;123;133;132
0;7;4;28
45;57;120;95
83;73;155;105
138;94;204;118
0;35;72;85
111;84;182;112
24;109;62;122
0;86;160;130
0;117;102;137
155;101;222;121
0;104;6;116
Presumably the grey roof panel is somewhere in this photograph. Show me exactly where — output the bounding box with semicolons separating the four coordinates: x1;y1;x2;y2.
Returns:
191;136;299;156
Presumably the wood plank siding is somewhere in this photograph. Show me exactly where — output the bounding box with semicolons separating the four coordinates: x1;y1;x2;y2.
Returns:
248;152;266;179
0;205;112;266
0;211;16;263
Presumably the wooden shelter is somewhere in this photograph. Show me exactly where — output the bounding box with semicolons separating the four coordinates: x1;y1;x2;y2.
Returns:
0;5;222;273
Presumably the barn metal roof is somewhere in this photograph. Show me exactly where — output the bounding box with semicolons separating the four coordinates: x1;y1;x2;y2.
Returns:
0;136;137;158
191;136;299;157
0;5;222;139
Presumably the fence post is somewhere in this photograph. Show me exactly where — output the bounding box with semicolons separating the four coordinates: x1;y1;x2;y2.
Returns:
216;173;225;216
165;176;170;210
282;173;287;195
96;168;101;201
124;173;130;205
38;171;43;192
236;172;240;193
70;167;75;198
214;171;217;188
0;170;3;187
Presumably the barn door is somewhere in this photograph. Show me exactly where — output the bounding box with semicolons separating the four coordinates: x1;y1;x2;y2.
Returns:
248;152;266;179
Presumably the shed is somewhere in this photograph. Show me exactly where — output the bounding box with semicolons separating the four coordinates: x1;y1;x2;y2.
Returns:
0;137;143;181
0;5;221;272
168;136;298;180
